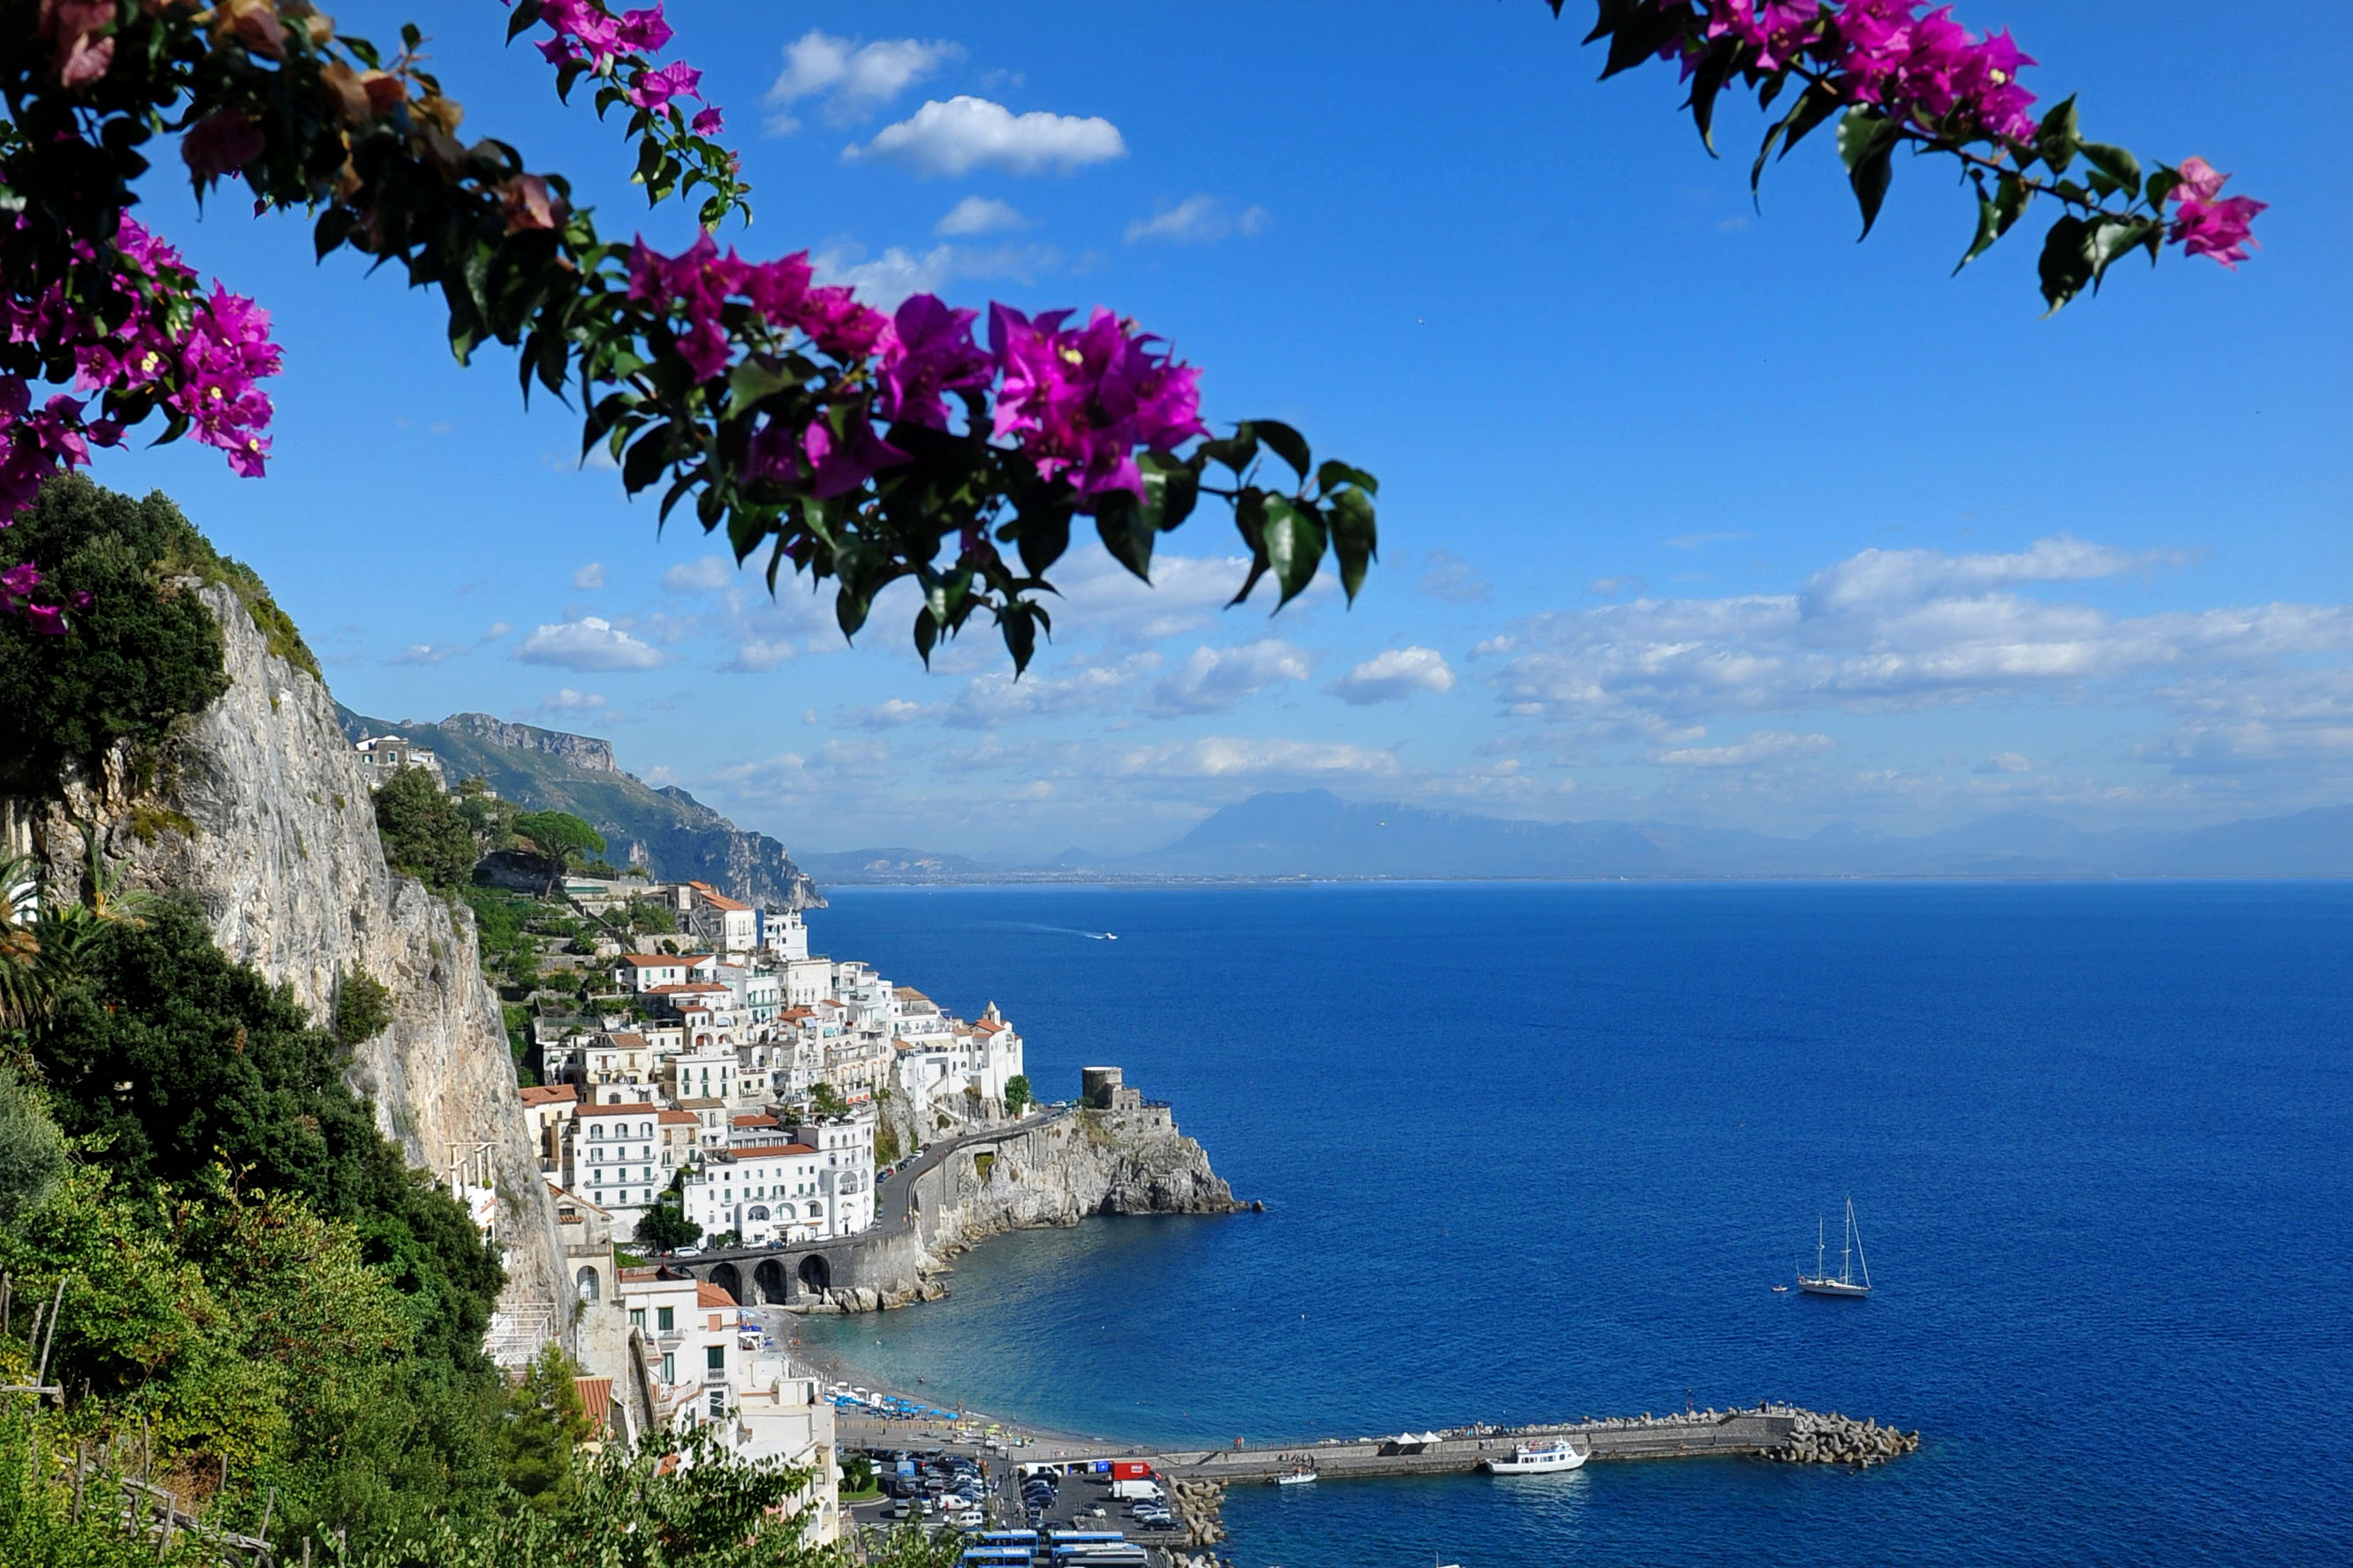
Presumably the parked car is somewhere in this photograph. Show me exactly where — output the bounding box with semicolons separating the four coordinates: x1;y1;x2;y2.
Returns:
951;1509;984;1528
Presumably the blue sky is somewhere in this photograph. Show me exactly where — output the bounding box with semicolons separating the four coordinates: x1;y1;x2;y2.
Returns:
84;2;2352;859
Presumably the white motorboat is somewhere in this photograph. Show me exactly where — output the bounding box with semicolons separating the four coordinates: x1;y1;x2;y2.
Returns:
1481;1439;1588;1474
1271;1465;1317;1486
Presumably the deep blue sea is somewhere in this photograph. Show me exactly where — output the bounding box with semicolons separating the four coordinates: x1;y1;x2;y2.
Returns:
796;882;2353;1566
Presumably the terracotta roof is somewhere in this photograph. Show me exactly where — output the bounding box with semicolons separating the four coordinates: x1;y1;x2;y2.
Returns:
732;1113;778;1127
778;1005;815;1020
574;1375;614;1428
607;1032;649;1048
577;1102;658;1118
649;981;730;995
728;1142;818;1159
696;1280;737;1307
689;883;751;913
658;1109;701;1125
972;1018;1006;1035
520;1084;579;1108
619;954;687;967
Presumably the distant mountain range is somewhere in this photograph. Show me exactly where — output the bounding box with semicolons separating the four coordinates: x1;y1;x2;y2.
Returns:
806;790;2353;885
335;708;821;908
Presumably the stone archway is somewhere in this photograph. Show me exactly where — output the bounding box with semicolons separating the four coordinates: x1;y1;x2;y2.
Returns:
754;1258;787;1306
798;1253;831;1295
574;1264;601;1302
710;1261;744;1306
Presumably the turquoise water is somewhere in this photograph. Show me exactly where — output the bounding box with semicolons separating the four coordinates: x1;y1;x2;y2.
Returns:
797;882;2353;1565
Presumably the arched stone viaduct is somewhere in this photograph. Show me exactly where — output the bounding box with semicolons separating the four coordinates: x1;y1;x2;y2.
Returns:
664;1110;1066;1307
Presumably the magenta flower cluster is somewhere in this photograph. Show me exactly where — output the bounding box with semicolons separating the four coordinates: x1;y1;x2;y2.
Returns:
520;0;725;135
989;307;1207;503
2167;158;2266;270
626;233;1206;510
1827;1;2037;143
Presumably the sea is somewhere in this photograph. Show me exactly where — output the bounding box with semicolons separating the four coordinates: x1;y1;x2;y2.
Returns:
795;881;2353;1567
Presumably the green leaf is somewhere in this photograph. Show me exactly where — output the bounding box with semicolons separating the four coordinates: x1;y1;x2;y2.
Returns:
1094;496;1156;582
1000;602;1038;674
1684;41;1740;155
724;359;795;420
1199;429;1260;476
1837;110;1900;240
1317;458;1378;497
913;606;939;666
1955;171;2030;272
2033;95;2080;175
1141;456;1200;533
621;424;671;495
2085;217;2158;289
1015;505;1071;580
1327;487;1378;602
1261;496;1325;609
1247;419;1311;480
506;0;544;43
2036;215;2093;315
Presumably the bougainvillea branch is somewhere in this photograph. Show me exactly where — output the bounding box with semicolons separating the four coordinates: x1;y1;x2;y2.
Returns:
1555;2;2267;309
0;0;1376;662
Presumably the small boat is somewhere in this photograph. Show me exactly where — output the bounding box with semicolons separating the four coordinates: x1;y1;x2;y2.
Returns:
1771;1284;1789;1293
1797;1198;1872;1298
1481;1439;1588;1474
1271;1464;1317;1485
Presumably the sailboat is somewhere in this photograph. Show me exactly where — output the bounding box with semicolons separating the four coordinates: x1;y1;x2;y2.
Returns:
1797;1197;1872;1298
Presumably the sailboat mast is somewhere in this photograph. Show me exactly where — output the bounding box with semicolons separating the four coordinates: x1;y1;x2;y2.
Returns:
1850;1200;1871;1289
1815;1216;1826;1277
1840;1197;1854;1284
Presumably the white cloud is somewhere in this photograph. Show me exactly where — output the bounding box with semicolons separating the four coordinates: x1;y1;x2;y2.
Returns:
516;617;667;672
720;639;797;674
1652;730;1835;768
766;31;962;134
936;195;1027;236
572;562;606;591
1147;641;1312;716
388;642;458;666
842;697;933;730
846;96;1126;178
1124;195;1270;245
945;657;1155;729
1104;737;1400;781
1483;536;2350;734
1327;647;1456;706
1977;751;2038;774
1418;551;1490;604
1044;543;1334;644
1664;530;1749;550
810;238;1059;307
528;688;621;723
662;555;736;595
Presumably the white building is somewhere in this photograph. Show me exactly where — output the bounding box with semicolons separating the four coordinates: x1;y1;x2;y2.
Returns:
613;952;719;992
352;733;445;791
760;907;810;962
681;1142;825;1246
678;881;760;957
571;1102;664;1231
615;1269;740;1427
790;1112;877;1238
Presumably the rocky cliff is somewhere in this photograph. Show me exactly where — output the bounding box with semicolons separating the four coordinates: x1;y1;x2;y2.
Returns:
433;711;618;772
335;704;822;910
797;1104;1242;1314
5;582;567;1343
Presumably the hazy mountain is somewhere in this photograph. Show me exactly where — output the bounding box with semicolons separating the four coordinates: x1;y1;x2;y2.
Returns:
336;707;821;908
809;791;2353;883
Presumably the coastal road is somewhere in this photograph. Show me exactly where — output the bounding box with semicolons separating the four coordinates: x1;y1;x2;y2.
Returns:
680;1102;1073;1269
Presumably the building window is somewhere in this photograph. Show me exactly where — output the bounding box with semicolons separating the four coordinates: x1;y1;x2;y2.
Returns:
630;1308;645;1329
708;1387;726;1418
661;1352;675;1382
657;1306;674;1331
706;1345;725;1375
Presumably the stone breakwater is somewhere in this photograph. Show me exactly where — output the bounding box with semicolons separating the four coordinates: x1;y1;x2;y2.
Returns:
1169;1479;1229;1557
1764;1409;1922;1468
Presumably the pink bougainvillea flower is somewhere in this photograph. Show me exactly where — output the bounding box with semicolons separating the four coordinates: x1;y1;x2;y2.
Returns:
500;174;567;235
877;294;991;430
796;286;889;361
182;111;267;184
614;5;672;54
0;562;40;602
2167;157;2267;268
625;59;702;111
991;305;1206;504
22;602;68;634
802;412;908;499
691;105;725;138
39;0;118;89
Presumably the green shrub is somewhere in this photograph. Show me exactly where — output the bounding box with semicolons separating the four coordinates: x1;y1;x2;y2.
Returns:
336;969;394;1043
375;768;480;891
0;479;231;789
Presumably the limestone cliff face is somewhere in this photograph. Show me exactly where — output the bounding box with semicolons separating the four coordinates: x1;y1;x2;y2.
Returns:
804;1106;1240;1314
6;582;566;1336
434;712;618;772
